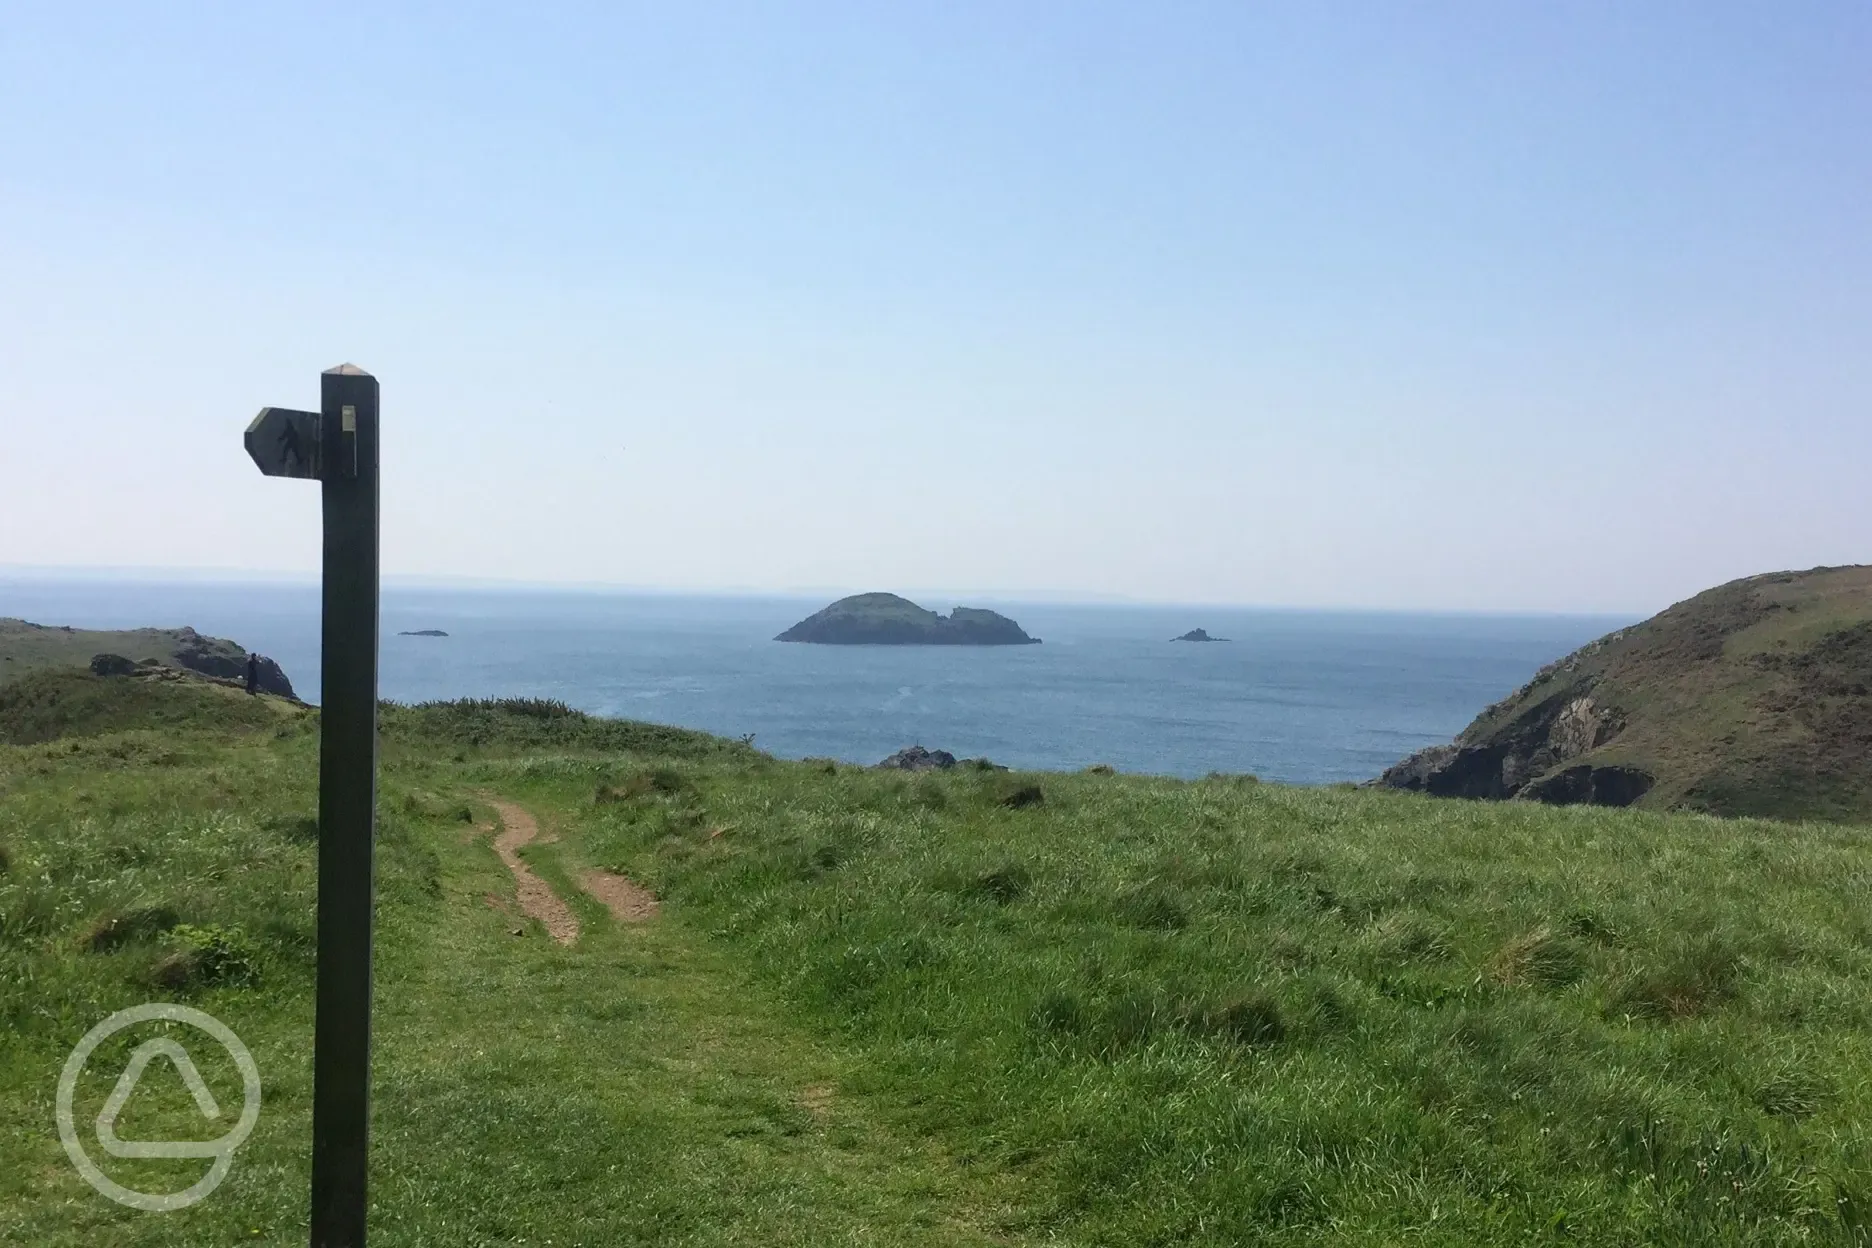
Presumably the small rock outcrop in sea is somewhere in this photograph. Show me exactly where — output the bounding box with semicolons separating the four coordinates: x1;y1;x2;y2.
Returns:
777;593;1041;645
1173;628;1227;642
878;745;958;771
398;629;449;637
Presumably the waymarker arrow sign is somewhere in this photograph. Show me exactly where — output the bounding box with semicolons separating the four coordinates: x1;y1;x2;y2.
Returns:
244;364;381;1247
245;407;322;479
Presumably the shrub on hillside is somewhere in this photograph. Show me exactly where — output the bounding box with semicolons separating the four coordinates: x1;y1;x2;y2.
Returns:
150;923;262;990
384;698;754;759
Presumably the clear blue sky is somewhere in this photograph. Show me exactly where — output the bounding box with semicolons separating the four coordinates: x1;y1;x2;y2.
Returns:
2;2;1866;612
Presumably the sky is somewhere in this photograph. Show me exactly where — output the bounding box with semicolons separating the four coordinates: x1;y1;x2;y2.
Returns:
1;2;1867;614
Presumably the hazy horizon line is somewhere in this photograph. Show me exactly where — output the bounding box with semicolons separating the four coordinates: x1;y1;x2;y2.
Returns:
0;562;1641;620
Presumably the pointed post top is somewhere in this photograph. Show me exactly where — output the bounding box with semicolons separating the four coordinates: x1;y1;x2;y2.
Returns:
322;363;373;377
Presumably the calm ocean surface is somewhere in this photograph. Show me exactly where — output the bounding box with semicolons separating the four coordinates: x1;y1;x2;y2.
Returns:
1;577;1629;784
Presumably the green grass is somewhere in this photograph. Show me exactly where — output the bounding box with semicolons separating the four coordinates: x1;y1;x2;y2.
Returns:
8;680;1872;1244
0;667;298;745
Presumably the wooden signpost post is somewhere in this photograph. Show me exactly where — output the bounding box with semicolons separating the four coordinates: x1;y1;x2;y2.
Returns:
245;364;381;1248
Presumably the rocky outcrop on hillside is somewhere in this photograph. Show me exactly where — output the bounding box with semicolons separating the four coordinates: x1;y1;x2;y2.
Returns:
170;628;296;698
878;745;958;771
1;618;297;700
1371;566;1872;820
1373;693;1629;801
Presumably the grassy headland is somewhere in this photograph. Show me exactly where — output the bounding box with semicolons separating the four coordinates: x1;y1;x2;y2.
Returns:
1376;565;1872;821
5;669;1872;1244
0;617;296;698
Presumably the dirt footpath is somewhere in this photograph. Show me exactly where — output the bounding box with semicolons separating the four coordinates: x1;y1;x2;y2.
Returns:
486;797;581;945
580;869;660;923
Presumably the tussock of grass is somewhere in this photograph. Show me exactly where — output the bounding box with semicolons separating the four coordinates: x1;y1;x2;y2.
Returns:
263;812;319;841
1561;906;1622;944
1033;984;1289;1058
965;862;1032;904
1363;910;1454;963
595;766;690;804
1487;925;1589;988
80;904;180;952
1755;1067;1832;1119
1611;936;1746;1019
999;783;1045;809
1113;885;1188;930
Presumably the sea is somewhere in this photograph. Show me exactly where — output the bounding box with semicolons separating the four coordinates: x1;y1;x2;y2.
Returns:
0;577;1630;785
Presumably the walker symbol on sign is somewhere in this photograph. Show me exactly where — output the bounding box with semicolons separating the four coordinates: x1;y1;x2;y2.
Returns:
245;407;322;479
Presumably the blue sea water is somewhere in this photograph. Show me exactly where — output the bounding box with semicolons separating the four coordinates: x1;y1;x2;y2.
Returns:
0;577;1628;784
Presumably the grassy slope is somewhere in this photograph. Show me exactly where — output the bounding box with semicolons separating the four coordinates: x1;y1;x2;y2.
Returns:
0;618;250;688
1450;565;1872;818
7;684;1872;1244
0;667;295;745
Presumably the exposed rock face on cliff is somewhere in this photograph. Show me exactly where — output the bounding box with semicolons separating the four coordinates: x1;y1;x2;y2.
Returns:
776;593;1041;645
1371;566;1872;820
170;628;297;698
0;618;297;700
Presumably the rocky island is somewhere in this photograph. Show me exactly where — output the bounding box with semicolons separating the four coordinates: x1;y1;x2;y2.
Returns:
776;593;1041;646
1173;628;1227;642
399;629;449;637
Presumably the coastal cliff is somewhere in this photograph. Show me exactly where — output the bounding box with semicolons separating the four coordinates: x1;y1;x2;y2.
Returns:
0;618;297;699
1371;566;1872;820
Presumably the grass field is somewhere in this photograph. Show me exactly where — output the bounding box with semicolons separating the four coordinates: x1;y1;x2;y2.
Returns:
6;671;1872;1244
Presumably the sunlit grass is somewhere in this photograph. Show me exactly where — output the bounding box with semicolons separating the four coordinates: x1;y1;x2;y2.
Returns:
6;689;1872;1244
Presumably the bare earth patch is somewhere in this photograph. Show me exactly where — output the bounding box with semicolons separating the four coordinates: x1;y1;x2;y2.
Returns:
799;1083;836;1120
580;869;661;923
486;797;580;946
